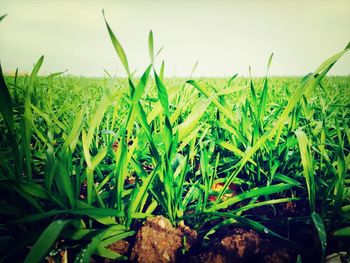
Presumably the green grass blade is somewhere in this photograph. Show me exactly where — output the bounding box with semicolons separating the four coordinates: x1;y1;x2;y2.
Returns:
0;14;7;22
127;162;160;227
23;55;44;181
295;129;315;212
114;133;128;210
132;65;152;105
74;232;104;263
24;219;70;263
91;147;108;170
62;106;85;154
148;30;154;63
218;141;256;166
185;80;237;123
311;212;327;261
226;73;238;87
177;98;211;141
159;60;165;80
190;61;198;78
333;227;350;237
28;55;44;93
0;64;14;132
154;69;170;117
266;52;274;73
215;183;294;210
233;197;300;214
103;10;130;76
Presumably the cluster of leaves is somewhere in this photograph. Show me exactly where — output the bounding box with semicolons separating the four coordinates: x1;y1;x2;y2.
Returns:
0;11;349;262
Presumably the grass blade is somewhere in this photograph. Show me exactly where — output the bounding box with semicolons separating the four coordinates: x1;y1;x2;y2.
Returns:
148;30;154;63
311;212;327;261
154;69;170;117
103;10;130;76
295;129;315;212
24;219;70;263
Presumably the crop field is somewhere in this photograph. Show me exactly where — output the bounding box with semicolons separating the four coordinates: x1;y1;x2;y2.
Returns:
1;12;350;263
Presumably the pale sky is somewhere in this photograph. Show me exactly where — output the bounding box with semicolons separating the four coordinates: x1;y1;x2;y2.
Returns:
0;0;349;77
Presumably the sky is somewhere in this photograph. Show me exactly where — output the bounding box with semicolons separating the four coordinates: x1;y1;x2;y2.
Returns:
0;0;349;77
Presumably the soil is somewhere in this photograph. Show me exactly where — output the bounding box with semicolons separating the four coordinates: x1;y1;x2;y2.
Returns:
188;228;295;263
95;200;307;262
130;216;197;263
108;240;130;256
119;215;295;263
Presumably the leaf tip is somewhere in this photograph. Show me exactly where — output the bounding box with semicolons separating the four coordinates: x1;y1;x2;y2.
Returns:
345;41;350;50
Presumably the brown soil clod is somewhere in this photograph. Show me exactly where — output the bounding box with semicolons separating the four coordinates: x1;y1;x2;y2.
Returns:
220;228;267;259
108;240;130;256
193;228;294;263
264;249;292;263
130;216;197;263
196;228;268;263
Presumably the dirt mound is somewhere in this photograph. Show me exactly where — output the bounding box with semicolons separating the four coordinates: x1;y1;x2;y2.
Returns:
131;216;197;263
191;228;294;263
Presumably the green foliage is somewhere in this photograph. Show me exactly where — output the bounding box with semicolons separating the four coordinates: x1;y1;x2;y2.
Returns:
0;13;349;263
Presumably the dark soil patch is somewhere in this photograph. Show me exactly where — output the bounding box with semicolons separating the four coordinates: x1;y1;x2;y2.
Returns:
188;228;295;263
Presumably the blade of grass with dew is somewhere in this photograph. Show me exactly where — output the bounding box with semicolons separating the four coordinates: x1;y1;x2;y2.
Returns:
24;219;71;263
311;212;327;261
74;231;105;263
